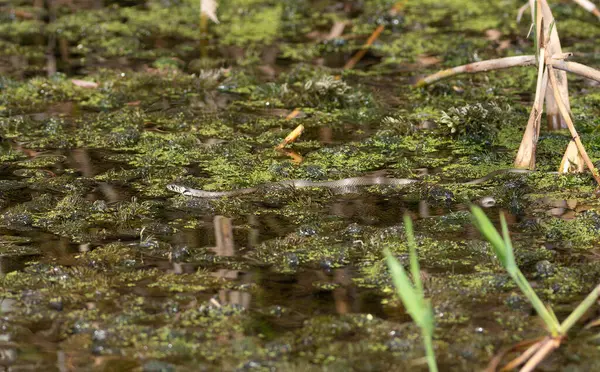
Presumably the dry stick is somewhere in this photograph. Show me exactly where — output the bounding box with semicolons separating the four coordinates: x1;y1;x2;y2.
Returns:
548;64;600;185
414;56;537;87
522;0;600;21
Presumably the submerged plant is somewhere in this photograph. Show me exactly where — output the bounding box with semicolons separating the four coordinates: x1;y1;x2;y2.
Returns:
470;206;600;371
384;215;438;372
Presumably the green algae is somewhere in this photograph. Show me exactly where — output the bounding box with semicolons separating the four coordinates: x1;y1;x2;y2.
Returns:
1;0;600;370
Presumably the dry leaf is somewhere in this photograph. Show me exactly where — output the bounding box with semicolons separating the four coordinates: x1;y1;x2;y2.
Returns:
71;79;98;89
201;0;219;24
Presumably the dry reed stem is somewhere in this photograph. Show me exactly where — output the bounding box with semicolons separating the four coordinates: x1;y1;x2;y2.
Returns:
285;2;406;121
500;340;543;371
572;0;600;19
521;0;600;21
550;59;600;83
343;0;406;69
520;337;561;372
277;149;304;163
548;64;600;185
559;140;585;173
486;337;546;372
514;59;548;169
414;56;537;87
539;0;571;130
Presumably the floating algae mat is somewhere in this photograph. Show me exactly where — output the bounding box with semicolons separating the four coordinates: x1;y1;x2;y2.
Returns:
1;0;600;370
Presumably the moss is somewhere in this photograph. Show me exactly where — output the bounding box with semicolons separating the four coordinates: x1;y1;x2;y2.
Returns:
539;211;600;248
2;0;600;370
215;3;283;46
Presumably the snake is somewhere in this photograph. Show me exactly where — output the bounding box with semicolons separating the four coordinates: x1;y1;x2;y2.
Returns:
167;169;539;198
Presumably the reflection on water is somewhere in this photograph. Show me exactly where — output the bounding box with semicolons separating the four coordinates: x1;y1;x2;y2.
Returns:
212;215;252;310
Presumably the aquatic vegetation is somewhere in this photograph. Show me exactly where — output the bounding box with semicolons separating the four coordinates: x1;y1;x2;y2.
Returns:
438;102;510;142
1;0;600;370
471;206;600;370
419;0;600;183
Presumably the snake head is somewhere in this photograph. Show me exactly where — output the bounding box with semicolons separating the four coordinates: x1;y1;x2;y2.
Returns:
167;184;192;196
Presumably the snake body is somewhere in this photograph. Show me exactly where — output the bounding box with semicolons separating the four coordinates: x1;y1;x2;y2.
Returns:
167;169;539;198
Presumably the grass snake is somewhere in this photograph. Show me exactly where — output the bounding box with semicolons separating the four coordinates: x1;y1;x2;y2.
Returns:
167;169;542;198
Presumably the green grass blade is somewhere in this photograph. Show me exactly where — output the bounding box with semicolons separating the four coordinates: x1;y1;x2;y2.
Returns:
560;284;600;334
499;213;517;272
470;206;561;335
385;248;425;324
470;206;508;265
513;271;561;335
423;332;439;372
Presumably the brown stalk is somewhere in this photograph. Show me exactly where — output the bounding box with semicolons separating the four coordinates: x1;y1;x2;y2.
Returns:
548;63;600;185
520;336;562;372
500;340;543;371
486;336;546;372
514;64;548;169
514;7;546;169
285;108;302;120
419;2;600;174
343;24;385;70
344;0;406;70
514;34;548;169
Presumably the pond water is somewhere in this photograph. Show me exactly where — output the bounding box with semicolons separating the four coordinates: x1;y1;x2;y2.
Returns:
1;0;600;370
